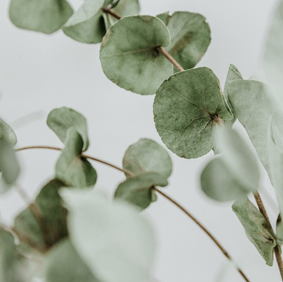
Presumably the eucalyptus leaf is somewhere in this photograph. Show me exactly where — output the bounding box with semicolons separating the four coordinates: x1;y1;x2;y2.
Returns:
114;172;168;209
123;138;172;178
60;189;156;282
0;118;17;146
156;12;170;25
200;127;259;202
154;67;233;159
100;15;172;95
233;199;277;266
46;239;100;282
276;214;283;246
164;11;211;71
55;128;97;188
47;107;89;151
9;0;73;34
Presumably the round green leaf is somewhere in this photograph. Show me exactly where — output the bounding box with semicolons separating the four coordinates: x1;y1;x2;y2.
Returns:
100;15;172;95
47;107;89;151
123;138;172;178
9;0;73;34
153;67;233;159
156;12;170;25
60;189;156;282
114;172;168;210
164;11;211;71
0;118;17;146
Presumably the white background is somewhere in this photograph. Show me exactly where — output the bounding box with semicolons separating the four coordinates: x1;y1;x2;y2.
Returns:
0;0;281;281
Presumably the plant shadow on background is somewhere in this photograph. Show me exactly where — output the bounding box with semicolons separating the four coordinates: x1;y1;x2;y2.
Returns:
1;0;283;281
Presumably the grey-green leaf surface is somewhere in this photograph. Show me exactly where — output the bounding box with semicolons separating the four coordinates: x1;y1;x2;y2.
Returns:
60;189;156;282
14;179;68;252
165;11;211;71
9;0;73;34
233;199;277;266
55;128;97;188
154;67;233;159
100;15;172;95
228;80;276;179
47;107;89;151
276;214;283;246
200;127;259;202
0;118;17;146
46;239;100;282
156;12;170;25
114;172;168;209
0;228;31;282
123;138;172;178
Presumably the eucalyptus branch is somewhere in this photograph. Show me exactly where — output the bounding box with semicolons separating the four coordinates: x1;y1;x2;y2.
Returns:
253;192;283;280
16;145;250;282
100;8;121;20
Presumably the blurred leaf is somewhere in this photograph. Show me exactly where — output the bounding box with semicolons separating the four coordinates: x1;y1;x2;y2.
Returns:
233;199;277;266
123;138;172;178
60;189;156;282
154;67;233;159
200;127;259;202
14;179;68;252
0;228;31;282
47;107;89;151
276;214;283;246
115;172;168;209
156;12;170;25
55;128;97;188
9;0;73;34
46;239;100;282
165;11;211;71
0;118;17;146
100;15;172;95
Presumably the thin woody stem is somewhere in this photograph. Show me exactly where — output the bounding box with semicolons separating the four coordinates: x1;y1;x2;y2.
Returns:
253;192;283;281
101;7;121;20
154;187;250;282
16;145;250;282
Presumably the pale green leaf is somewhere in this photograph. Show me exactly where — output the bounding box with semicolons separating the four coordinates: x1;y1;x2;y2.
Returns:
47;107;89;151
156;12;170;25
276;214;283;246
9;0;73;34
123;138;172;178
100;15;172;95
154;67;233;159
233;199;277;266
115;172;168;209
46;239;100;282
0;118;17;146
55;128;97;188
60;189;156;282
165;11;211;71
201;127;259;202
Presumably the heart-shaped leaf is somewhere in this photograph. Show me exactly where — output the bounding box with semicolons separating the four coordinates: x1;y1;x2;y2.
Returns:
100;15;172;95
114;172;168;209
55;128;97;188
233;199;277;266
60;189;156;282
163;11;211;71
123;138;172;178
47;107;89;151
154;67;233;159
200;127;259;202
9;0;73;34
46;239;100;282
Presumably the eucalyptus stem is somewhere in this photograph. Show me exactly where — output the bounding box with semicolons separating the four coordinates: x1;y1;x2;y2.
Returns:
16;145;250;282
100;9;185;72
253;192;283;281
154;187;250;282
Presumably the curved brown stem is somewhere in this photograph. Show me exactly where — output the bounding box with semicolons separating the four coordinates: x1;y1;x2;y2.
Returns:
101;7;121;20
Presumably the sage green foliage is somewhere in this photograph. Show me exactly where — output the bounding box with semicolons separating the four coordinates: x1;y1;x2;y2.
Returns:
61;189;156;282
115;172;168;209
55;128;97;188
123;138;172;178
0;118;17;146
63;0;140;44
157;12;170;25
100;15;172;95
47;107;89;151
154;67;233;159
233;199;277;266
46;239;99;282
163;11;211;71
14;179;68;252
228;80;276;179
201;127;259;202
276;214;283;246
9;0;73;34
